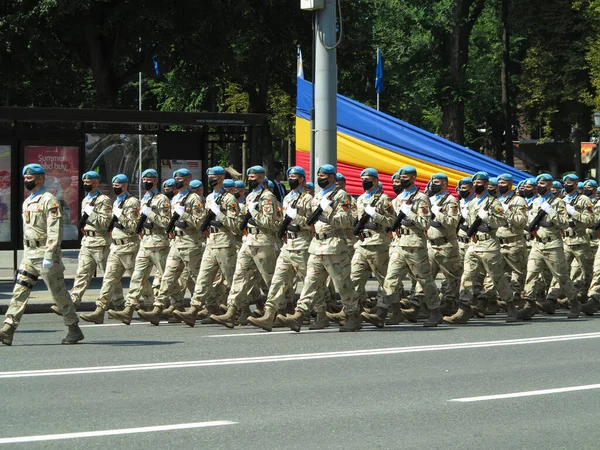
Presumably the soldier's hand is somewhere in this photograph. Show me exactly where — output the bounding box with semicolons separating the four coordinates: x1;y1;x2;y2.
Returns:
114;207;123;218
141;205;152;216
461;207;469;219
247;201;258;211
565;204;575;216
364;205;377;218
399;203;412;216
42;259;54;269
210;203;221;217
431;205;441;216
540;202;554;214
319;197;333;211
174;205;185;216
287;207;297;219
477;209;489;220
501;203;509;212
84;205;94;216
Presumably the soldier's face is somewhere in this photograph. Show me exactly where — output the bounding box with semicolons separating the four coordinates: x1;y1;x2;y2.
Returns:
175;176;190;190
335;179;345;189
318;173;335;189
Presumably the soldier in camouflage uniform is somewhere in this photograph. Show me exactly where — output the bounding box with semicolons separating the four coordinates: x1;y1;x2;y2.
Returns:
581;181;600;315
80;174;142;324
162;178;176;201
424;173;462;316
519;174;578;319
444;172;517;324
64;171;118;312
277;164;360;332
210;165;282;328
109;169;171;324
138;168;205;325
174;168;240;326
248;166;318;331
0;164;83;345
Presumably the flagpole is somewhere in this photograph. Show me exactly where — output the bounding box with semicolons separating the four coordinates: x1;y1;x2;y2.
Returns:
377;92;379;111
138;70;142;200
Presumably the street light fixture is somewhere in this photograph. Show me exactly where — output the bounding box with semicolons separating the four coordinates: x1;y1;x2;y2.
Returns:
593;111;600;128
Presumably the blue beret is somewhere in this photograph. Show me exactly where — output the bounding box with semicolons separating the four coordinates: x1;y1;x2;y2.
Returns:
173;168;191;178
524;178;537;186
516;180;524;189
562;173;579;182
112;174;129;183
286;166;306;177
22;164;45;175
489;177;498;186
190;180;202;189
430;172;448;181
398;165;417;175
458;176;473;187
142;169;159;178
246;165;265;175
583;179;598;188
207;166;226;176
163;178;175;188
335;173;345;181
497;174;513;182
552;181;563;189
82;171;100;181
306;182;314;189
391;171;401;181
471;171;489;182
267;180;274;188
234;180;245;188
317;164;336;175
578;181;584;189
360;168;379;178
223;179;235;188
536;173;553;182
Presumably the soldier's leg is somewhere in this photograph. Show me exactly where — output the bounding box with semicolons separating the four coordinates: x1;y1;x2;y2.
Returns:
244;246;276;309
350;246;372;308
502;244;528;299
40;259;78;326
97;251;129;310
407;248;439;310
545;247;577;301
226;244;259;310
296;255;330;314
190;247;222;309
380;248;410;310
264;248;296;312
124;247;155;308
154;246;184;309
69;246;98;306
480;251;513;304
5;257;40;329
457;248;483;308
569;244;593;298
435;245;462;303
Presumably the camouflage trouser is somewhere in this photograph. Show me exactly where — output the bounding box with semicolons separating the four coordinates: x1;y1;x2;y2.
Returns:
481;242;528;301
227;243;276;310
570;242;597;284
523;245;576;301
547;243;593;299
6;254;78;329
191;246;237;308
428;243;462;303
70;244;123;306
381;246;439;310
296;251;359;315
97;243;146;310
125;245;169;308
351;245;389;307
265;247;309;312
459;240;484;299
586;245;600;300
459;247;512;305
154;245;204;308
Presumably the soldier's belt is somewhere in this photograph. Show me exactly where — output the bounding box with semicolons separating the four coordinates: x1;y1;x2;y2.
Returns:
112;237;137;246
429;236;454;246
562;229;579;238
475;233;493;241
24;239;46;248
315;233;330;240
535;236;556;244
287;224;300;232
286;231;299;240
399;228;414;236
173;230;186;237
209;226;223;234
141;228;156;236
457;236;470;244
363;223;378;231
83;230;108;237
247;227;261;235
359;230;377;239
498;235;522;245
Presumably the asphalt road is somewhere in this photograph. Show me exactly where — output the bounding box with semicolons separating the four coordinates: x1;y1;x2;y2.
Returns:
1;311;600;449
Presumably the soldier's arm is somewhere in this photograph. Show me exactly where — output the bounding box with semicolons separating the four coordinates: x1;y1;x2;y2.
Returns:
436;199;460;228
507;198;528;228
88;196;113;229
120;198;140;231
148;196;171;228
293;194;313;229
572;198;594;227
546;199;569;229
250;196;281;231
483;200;508;229
326;192;354;229
371;197;394;229
406;197;431;231
220;195;241;232
45;198;63;260
179;196;204;230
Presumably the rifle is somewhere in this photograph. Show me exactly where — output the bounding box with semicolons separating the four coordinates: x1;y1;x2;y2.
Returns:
306;187;341;227
200;192;224;235
524;196;556;235
135;192;156;234
353;190;384;238
240;188;266;234
430;193;450;222
166;191;192;235
278;191;304;240
466;196;495;239
388;189;420;234
78;194;99;235
107;193;130;233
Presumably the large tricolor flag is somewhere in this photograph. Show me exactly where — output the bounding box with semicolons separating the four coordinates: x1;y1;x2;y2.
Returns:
295;77;529;196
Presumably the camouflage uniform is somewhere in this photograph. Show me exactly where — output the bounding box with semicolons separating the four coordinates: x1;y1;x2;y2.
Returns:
5;188;78;329
70;190;119;306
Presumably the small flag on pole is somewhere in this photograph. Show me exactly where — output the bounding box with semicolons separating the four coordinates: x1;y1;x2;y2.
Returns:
297;47;304;79
375;48;384;93
153;54;159;76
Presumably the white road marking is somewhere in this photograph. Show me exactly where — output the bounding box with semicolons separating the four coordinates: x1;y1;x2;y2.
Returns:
2;332;600;379
0;421;237;444
449;384;600;402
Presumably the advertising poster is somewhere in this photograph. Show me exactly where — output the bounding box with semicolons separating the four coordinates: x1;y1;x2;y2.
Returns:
160;159;202;183
0;145;11;242
24;146;80;241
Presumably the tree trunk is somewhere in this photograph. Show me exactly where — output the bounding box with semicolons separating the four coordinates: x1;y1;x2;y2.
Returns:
500;0;514;166
248;84;274;176
84;25;118;108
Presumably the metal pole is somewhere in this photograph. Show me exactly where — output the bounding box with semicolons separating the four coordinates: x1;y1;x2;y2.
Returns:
310;11;317;184
377;93;380;111
138;71;143;200
314;0;337;191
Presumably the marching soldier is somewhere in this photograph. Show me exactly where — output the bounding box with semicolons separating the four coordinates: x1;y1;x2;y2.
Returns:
189;179;203;196
248;166;316;331
163;178;176;200
80;174;143;323
108;169;171;324
138;168;205;325
210;165;282;328
0;164;83;345
519;174;578;319
306;182;315;197
444;172;517;324
488;177;499;197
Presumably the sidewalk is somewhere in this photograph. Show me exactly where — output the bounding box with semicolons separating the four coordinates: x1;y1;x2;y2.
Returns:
0;250;389;315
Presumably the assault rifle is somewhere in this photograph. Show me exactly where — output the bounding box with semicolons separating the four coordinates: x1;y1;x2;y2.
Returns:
278;192;304;240
166;192;192;235
306;187;341;227
353;190;383;239
388;189;420;234
240;189;266;234
107;193;129;233
78;194;99;235
466;196;495;239
135;192;156;234
200;192;224;235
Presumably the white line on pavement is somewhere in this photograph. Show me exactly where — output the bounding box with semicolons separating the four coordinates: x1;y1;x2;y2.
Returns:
2;332;600;379
449;384;600;403
0;421;237;444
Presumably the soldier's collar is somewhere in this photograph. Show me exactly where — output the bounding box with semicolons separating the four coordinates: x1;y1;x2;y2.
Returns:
289;188;304;198
318;184;335;197
476;192;489;204
176;188;190;198
86;190;100;199
364;186;380;199
28;186;46;199
116;192;128;201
